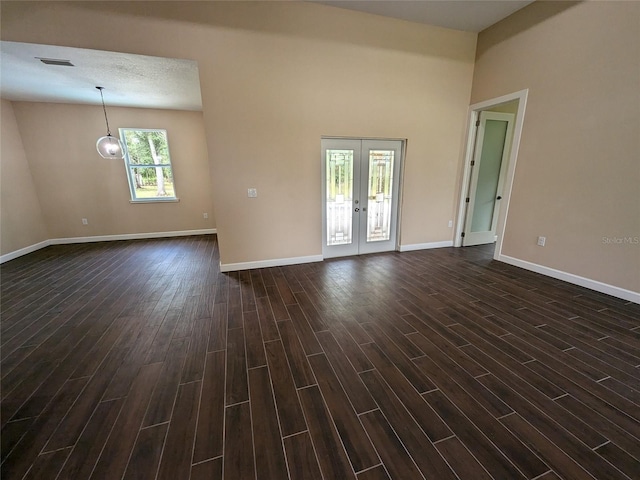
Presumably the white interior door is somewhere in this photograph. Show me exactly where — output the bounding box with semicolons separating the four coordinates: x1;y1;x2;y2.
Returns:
463;112;514;246
322;138;402;258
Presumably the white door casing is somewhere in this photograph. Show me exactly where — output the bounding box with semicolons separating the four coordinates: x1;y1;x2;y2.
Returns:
455;89;529;257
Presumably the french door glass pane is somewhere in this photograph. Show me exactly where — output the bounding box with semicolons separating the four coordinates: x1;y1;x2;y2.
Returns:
367;150;394;242
326;150;354;246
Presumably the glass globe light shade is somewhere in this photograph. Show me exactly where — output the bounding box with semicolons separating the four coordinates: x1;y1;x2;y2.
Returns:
96;134;125;159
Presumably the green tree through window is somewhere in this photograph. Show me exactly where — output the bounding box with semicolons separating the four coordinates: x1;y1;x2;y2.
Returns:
120;128;177;201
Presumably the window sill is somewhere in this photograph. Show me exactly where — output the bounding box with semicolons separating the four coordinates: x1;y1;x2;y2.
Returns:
129;198;180;204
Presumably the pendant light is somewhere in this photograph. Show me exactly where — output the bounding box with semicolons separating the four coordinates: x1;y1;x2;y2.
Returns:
95;86;125;159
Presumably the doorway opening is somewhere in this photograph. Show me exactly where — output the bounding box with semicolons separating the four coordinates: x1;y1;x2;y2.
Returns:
321;138;404;259
455;90;528;259
462;111;515;247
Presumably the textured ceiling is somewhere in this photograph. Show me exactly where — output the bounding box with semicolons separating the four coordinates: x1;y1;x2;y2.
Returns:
0;42;202;111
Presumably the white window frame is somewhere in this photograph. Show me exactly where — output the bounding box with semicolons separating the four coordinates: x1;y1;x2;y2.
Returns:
119;128;179;203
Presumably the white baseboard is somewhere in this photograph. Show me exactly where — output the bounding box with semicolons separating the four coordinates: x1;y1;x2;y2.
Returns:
399;240;453;252
0;240;51;264
0;229;217;264
498;254;640;304
49;228;217;245
7;235;635;304
220;254;323;273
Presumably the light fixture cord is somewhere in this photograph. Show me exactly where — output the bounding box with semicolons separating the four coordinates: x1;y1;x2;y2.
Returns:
98;87;112;136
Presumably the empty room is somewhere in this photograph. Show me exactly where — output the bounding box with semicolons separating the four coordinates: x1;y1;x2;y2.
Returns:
1;1;638;479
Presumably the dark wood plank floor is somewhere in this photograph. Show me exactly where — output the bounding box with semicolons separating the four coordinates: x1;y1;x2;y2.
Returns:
2;235;639;480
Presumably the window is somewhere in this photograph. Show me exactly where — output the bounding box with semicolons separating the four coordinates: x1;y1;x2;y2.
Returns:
120;128;178;202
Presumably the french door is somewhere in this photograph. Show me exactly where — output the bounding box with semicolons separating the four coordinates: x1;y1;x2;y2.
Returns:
322;138;403;258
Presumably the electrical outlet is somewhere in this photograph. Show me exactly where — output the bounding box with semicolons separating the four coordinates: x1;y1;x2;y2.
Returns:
448;220;453;228
82;218;88;225
203;213;208;219
248;188;258;198
537;236;546;247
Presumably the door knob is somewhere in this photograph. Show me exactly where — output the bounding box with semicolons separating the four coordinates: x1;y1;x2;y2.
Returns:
355;208;360;212
496;196;502;200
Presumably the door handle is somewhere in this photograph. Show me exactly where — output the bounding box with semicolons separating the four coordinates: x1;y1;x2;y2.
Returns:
355;208;360;212
496;196;502;200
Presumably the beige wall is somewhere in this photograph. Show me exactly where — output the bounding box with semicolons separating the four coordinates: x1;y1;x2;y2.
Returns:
11;102;214;239
0;1;476;265
472;1;640;292
1;99;49;255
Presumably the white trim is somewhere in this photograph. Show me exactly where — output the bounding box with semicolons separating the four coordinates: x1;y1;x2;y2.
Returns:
399;241;453;252
6;232;636;304
469;90;529;111
49;229;216;245
455;89;529;250
129;198;180;204
0;240;51;264
499;254;640;304
220;254;323;273
0;229;217;263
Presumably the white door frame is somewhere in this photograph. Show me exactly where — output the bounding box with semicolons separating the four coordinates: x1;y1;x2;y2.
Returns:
455;89;529;260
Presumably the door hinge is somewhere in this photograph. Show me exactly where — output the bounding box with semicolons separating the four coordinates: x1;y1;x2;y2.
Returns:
461;232;466;238
465;197;470;203
470;160;475;166
476;120;480;127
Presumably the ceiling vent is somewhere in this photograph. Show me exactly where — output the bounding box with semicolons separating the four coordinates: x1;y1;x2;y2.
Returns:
36;57;74;67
